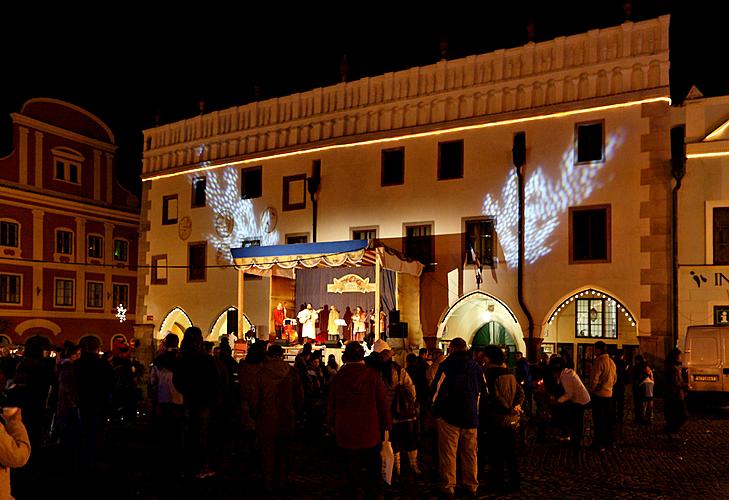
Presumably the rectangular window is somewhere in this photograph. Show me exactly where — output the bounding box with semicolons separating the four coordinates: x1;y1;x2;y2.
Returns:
188;242;207;282
113;239;128;262
113;283;129;308
570;206;610;263
241;166;263;200
55;278;74;307
465;219;495;267
87;235;103;259
381;148;405;186
55;160;65;181
0;274;21;304
54;160;81;184
86;281;103;308
352;228;377;241
56;230;73;255
283;174;307;211
438;140;464;180
191;176;206;208
151;255;168;284
162;195;178;225
69;164;79;184
575;298;617;338
286;234;308;245
405;224;434;272
713;207;729;265
576;121;604;163
0;221;19;247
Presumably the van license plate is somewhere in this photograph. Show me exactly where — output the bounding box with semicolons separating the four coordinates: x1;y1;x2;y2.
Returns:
694;374;719;382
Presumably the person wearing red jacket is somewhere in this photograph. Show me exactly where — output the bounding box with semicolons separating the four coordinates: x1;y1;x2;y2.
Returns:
327;341;390;500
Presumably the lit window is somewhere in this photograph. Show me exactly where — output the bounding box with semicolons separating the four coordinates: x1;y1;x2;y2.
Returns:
56;230;74;255
88;235;103;259
576;298;617;338
465;219;495;267
352;228;377;241
55;279;74;307
86;282;103;308
0;221;19;248
113;283;129;308
114;239;128;262
0;274;21;304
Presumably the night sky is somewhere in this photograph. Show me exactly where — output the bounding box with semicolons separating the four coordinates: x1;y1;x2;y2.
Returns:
1;1;724;197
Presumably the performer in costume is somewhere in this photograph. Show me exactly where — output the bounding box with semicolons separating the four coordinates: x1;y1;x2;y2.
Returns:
328;306;340;342
352;306;367;342
273;302;286;340
297;303;319;342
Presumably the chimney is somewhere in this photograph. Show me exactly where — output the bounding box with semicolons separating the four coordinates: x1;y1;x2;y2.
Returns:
623;0;633;21
340;54;349;83
527;18;535;42
439;35;449;61
198;100;205;115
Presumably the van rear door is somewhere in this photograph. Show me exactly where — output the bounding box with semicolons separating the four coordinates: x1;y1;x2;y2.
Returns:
685;327;722;392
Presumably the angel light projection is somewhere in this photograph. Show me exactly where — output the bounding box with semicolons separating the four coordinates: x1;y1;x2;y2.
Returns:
189;167;279;264
482;131;624;268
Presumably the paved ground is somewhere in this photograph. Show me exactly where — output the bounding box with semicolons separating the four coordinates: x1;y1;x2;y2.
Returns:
11;397;729;499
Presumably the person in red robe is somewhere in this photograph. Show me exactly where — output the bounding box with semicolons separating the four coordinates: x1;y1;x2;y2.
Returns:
273;302;286;341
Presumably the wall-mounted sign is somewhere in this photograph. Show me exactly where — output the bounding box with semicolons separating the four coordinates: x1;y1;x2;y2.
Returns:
327;274;376;294
715;305;729;325
178;216;192;241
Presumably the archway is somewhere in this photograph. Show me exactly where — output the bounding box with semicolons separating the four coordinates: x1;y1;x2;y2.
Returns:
207;307;252;342
436;290;526;354
158;307;193;340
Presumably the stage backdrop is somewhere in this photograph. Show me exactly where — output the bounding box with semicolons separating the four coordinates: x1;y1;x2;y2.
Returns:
295;267;397;318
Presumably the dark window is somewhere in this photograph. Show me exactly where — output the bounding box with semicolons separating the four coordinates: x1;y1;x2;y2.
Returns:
352;229;377;240
69;164;79;183
286;234;308;245
113;284;129;307
151;255;168;284
188;242;207;281
713;207;729;264
162;195;178;225
113;239;128;262
55;279;74;306
570;206;610;263
86;282;103;308
55;160;65;180
56;230;73;254
0;274;21;304
283;174;307;211
87;235;103;259
465;219;495;267
575;298;617;338
405;224;434;272
381;148;405;186
576;122;604;163
241;166;263;199
438;140;464;180
0;221;19;247
191;177;206;208
242;238;260;248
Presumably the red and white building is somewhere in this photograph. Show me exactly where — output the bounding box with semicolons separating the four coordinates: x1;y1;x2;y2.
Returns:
0;98;140;349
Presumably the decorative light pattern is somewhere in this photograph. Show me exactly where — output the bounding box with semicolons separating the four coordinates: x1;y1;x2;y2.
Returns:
116;303;127;323
189;167;279;264
547;288;636;326
482;132;624;267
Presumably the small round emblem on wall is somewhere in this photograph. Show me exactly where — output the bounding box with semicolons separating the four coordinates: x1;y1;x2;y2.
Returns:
178;216;192;240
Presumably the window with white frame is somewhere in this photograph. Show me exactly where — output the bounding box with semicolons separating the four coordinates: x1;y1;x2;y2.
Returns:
86;281;103;308
114;239;128;262
87;235;103;259
0;220;19;248
55;278;74;307
0;274;21;304
352;228;377;241
56;230;74;255
113;283;129;308
52;147;84;184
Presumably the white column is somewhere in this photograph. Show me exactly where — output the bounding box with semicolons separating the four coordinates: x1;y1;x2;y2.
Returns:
75;217;86;309
237;270;246;336
93;149;102;200
32;209;44;311
18;127;29;185
105;153;113;203
34;131;43;188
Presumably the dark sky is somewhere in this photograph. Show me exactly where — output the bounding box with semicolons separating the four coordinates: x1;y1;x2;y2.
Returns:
1;1;724;196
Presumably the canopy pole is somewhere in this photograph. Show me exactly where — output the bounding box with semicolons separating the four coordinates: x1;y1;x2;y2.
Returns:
237;269;246;338
374;256;381;342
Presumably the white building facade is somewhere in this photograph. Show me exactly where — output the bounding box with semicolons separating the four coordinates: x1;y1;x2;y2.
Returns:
138;16;674;370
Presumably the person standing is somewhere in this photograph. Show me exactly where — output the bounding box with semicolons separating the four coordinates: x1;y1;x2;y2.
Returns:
431;338;486;498
514;351;532;415
550;357;590;449
664;348;688;438
612;350;629;425
352;306;367;343
0;407;31;500
327;341;390;500
273;302;287;341
588;341;617;451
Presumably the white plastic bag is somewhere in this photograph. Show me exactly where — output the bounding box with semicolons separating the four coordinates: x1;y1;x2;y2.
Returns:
381;430;394;485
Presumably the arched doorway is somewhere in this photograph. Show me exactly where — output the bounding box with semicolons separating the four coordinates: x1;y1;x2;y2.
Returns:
207;307;252;342
436;290;526;355
158;307;193;340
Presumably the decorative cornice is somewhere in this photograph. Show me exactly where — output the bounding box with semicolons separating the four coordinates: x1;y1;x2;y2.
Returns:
11;113;117;153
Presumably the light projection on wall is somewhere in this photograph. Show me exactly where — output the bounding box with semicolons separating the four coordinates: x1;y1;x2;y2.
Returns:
482;132;624;267
189;167;279;264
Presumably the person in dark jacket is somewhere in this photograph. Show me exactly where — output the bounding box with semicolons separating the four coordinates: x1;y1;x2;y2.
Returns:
431;338;487;498
664;348;688;438
328;341;390;500
173;326;219;479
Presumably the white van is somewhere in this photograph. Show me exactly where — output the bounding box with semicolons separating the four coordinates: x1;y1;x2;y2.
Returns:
684;325;729;392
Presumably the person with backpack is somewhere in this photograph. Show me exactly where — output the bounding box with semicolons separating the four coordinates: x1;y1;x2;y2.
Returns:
369;339;420;477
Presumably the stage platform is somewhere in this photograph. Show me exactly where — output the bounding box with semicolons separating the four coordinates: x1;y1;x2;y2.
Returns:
283;344;344;367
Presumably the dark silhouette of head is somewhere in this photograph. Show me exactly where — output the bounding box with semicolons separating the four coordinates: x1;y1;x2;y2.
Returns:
343;341;364;363
181;326;204;356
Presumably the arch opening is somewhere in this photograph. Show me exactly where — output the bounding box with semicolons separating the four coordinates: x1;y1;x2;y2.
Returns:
158;307;193;340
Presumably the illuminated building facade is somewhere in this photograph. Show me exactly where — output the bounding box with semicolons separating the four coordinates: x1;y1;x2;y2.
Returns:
138;16;674;369
0;98;139;348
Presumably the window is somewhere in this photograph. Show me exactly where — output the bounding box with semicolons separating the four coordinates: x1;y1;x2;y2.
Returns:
113;283;129;308
465;219;495;267
54;159;81;184
86;282;103;308
113;239;128;262
0;274;21;304
713;207;729;265
352;228;377;240
55;278;74;307
241;166;263;200
283;174;307;211
87;235;103;259
438;140;464;180
576;121;604;163
56;230;73;255
191;176;206;208
188;242;207;281
381;148;405;186
570;206;610;263
162;195;178;225
405;224;434;272
241;238;260;248
151;255;168;284
0;221;19;247
576;298;617;338
286;234;308;245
